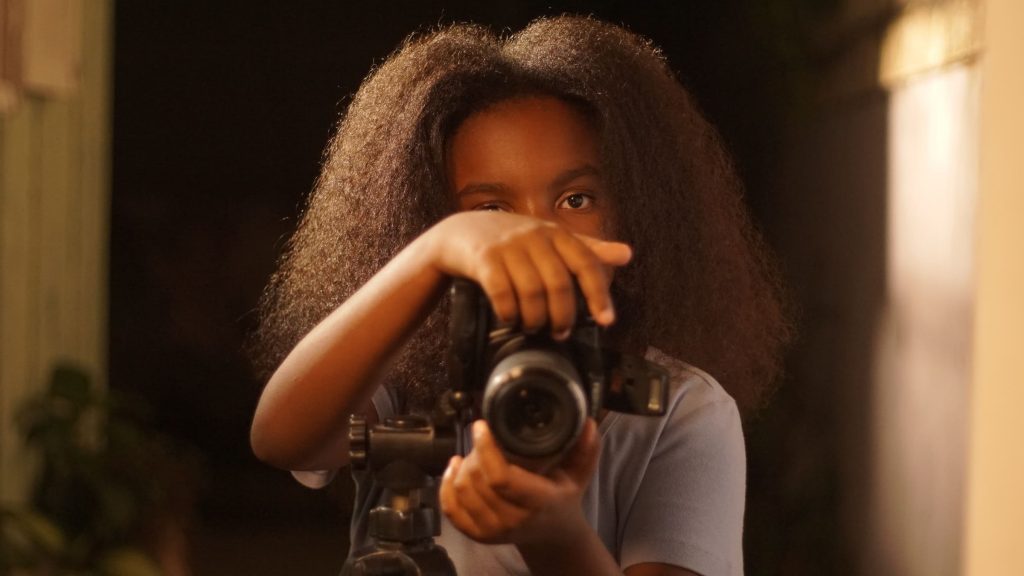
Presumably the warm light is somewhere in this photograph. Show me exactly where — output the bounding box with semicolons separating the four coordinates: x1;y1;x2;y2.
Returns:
964;0;1024;573
867;2;982;573
870;62;977;576
879;1;981;88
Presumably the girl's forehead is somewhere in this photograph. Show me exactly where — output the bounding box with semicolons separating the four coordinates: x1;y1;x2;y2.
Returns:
447;96;601;174
460;95;596;133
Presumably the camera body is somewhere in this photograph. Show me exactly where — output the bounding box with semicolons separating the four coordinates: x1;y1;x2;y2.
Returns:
447;279;669;469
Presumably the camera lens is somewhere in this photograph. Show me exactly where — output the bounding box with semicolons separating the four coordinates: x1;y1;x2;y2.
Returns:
483;350;587;459
505;382;561;438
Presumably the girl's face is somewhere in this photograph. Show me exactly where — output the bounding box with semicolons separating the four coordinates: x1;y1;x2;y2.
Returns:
447;96;611;240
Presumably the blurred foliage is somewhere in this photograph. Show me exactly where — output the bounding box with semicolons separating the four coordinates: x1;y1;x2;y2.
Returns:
1;364;200;576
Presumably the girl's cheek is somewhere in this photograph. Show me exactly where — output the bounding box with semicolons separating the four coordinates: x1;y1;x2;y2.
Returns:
563;212;609;240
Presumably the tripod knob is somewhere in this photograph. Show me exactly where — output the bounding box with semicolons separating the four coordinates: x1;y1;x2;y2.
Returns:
349;413;368;470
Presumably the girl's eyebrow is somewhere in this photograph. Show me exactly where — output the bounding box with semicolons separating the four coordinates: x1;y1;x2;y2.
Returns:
454;182;509;199
454;164;601;199
550;164;601;190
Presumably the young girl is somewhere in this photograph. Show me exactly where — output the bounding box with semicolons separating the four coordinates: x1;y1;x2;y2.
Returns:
251;16;789;576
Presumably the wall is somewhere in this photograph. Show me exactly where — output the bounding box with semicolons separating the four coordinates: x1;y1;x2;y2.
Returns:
766;1;981;573
963;0;1024;573
0;0;112;504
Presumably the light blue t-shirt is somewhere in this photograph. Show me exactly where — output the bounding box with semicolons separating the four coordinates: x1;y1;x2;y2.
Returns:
295;349;746;575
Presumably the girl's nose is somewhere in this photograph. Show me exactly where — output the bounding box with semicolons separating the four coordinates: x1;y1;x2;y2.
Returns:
521;197;555;221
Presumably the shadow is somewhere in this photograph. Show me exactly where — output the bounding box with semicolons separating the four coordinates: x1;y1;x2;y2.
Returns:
746;92;890;575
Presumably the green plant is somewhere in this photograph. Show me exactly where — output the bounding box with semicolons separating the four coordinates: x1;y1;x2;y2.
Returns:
1;364;197;576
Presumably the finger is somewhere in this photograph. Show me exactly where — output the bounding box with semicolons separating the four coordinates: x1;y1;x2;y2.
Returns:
440;456;472;525
550;233;616;325
556;418;601;488
472;420;515;492
441;455;495;540
451;452;509;536
476;258;519;325
522;237;577;340
501;248;548;333
469;422;529;507
576;236;634;267
461;432;533;528
440;454;463;504
471;421;559;508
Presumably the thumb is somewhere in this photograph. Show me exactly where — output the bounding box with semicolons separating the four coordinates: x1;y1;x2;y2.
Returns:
559;419;600;487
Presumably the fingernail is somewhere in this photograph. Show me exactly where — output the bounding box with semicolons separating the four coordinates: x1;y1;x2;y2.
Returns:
554;327;571;341
597;307;615;325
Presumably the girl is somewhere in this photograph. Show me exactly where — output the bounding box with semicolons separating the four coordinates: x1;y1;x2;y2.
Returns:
251;16;789;576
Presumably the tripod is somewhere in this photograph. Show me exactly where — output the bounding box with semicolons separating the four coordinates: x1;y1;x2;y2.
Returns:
341;397;467;576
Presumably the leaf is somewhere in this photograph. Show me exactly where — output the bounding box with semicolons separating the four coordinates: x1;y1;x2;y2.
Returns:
49;364;94;407
0;506;67;556
98;548;162;576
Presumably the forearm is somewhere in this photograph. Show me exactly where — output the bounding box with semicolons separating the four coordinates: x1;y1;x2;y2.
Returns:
251;230;447;470
517;514;622;576
520;526;700;576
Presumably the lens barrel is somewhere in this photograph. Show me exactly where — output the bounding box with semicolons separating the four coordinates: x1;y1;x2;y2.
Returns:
482;349;587;460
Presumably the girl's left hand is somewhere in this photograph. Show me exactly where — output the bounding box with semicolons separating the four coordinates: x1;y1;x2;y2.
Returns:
439;418;600;546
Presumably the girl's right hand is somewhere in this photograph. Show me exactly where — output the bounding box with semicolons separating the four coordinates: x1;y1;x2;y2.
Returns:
425;211;633;339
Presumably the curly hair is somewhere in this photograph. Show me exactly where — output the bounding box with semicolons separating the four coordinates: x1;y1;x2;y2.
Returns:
253;16;791;415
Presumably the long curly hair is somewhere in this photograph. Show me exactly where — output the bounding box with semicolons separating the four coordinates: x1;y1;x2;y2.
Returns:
253;16;791;415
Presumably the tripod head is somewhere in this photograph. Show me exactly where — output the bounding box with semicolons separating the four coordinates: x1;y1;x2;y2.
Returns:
342;394;469;576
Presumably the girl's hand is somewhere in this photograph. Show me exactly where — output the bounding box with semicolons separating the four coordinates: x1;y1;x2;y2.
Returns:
427;212;632;339
439;418;600;546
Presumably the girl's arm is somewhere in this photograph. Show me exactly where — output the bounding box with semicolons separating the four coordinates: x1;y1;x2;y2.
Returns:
250;211;631;471
250;224;445;470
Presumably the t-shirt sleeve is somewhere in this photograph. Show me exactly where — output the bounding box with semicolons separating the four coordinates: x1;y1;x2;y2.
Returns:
619;387;747;576
290;385;396;489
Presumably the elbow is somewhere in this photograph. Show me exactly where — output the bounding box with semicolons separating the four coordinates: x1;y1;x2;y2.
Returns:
249;419;276;467
250;411;293;469
250;408;338;471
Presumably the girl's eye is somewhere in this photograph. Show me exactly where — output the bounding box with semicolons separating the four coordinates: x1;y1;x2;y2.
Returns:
474;202;508;212
558;192;594;211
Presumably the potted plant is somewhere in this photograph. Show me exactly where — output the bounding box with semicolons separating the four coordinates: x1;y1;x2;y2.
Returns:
1;364;199;576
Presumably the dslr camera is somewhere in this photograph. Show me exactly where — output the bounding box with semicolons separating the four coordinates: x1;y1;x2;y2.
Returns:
447;279;669;469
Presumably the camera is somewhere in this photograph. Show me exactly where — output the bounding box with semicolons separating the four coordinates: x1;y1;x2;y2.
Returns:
447;279;669;468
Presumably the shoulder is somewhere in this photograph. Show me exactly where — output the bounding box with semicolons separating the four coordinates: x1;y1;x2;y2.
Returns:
597;348;745;498
609;349;746;575
644;347;743;438
646;347;732;399
602;347;743;452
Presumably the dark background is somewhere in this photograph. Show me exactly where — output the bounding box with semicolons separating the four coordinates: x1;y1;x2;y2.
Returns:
111;1;841;573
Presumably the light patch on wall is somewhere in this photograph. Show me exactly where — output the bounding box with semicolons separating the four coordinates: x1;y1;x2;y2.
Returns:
879;0;981;88
868;63;978;576
888;70;976;296
22;0;81;97
0;0;82;113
